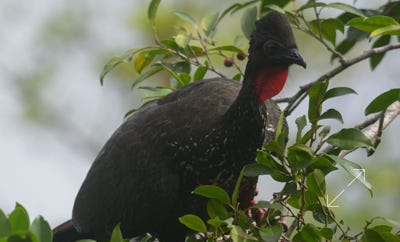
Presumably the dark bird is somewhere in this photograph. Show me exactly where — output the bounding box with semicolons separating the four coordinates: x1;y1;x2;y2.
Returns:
53;11;306;242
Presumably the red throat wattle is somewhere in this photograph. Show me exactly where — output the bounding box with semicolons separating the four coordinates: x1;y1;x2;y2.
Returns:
255;66;288;102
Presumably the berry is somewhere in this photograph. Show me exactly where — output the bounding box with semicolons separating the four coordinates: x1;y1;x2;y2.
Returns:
224;57;234;67
237;53;246;60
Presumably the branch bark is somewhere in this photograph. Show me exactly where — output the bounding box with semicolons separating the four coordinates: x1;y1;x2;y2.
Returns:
276;43;400;116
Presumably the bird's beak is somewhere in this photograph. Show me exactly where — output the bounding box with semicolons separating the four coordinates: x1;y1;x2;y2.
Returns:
287;48;307;68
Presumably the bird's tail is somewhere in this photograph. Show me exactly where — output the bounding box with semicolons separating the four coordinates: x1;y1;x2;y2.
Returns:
52;220;84;242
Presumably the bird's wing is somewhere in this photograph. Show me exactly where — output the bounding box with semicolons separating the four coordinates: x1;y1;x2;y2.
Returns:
72;78;241;236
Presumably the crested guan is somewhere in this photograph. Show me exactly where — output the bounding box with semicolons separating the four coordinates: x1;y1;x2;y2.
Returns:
53;11;306;242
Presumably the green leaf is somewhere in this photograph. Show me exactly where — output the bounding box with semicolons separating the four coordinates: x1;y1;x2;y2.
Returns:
256;150;290;182
134;51;156;74
110;224;125;242
188;45;204;57
9;203;30;233
326;128;373;150
231;167;245;209
207;218;228;228
365;89;400;115
319;227;334;240
174;11;198;29
371;25;400;38
178;72;191;86
326;155;372;195
218;1;257;24
295;115;307;144
326;2;365;17
241;6;257;39
207;199;230;220
318;126;331;139
370;225;392;233
251;201;283;212
382;218;400;229
361;228;385;242
7;232;37;242
29;216;52;242
132;65;163;89
201;12;219;38
161;38;179;50
193;65;208;81
332;37;357;61
308;81;329;122
288;144;314;171
259;224;283;242
263;4;286;14
232;73;242;81
307;156;337;175
174;33;192;48
234;35;246;47
323;87;357;101
148;0;161;25
292;224;322;242
0;210;11;238
347;16;400;33
193;185;231;204
100;47;150;85
277;181;297;195
179;214;207;233
168;60;191;74
153;62;184;86
310;204;334;224
235;210;252;231
310;19;344;46
381;233;400;242
208;45;244;53
261;0;291;9
307;169;326;197
297;2;326;12
230;225;258;242
318;108;343;123
275;111;286;140
370;35;391;70
243;163;272;177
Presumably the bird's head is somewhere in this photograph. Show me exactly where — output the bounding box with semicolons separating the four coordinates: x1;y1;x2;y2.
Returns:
249;11;306;68
245;11;306;102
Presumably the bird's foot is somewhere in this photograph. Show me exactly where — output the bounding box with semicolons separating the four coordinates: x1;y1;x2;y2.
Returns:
246;199;266;224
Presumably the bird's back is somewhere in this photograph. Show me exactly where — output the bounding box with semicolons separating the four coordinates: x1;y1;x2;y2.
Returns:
71;78;285;240
72;78;240;237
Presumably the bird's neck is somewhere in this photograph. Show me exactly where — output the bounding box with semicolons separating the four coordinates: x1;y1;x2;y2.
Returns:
223;62;288;161
243;62;289;102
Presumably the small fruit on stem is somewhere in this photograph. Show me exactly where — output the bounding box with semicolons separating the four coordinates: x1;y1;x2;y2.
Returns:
237;53;246;60
224;57;234;67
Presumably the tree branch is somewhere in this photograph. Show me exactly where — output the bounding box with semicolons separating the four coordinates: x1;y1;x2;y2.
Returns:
276;43;400;116
319;101;400;156
340;101;400;157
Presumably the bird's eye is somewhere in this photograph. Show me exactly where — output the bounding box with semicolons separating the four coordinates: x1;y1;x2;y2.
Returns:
263;40;281;55
265;44;277;54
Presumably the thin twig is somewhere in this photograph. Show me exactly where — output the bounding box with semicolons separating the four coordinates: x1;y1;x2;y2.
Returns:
284;217;299;239
197;31;216;72
367;111;385;156
294;13;346;63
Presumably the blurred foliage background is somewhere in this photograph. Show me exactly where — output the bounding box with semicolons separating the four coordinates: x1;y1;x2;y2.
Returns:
0;0;399;233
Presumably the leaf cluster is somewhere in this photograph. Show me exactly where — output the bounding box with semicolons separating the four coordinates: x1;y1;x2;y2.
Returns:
0;203;52;242
3;0;399;242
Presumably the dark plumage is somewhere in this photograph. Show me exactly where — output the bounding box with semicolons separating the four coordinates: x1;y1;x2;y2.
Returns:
53;11;305;242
